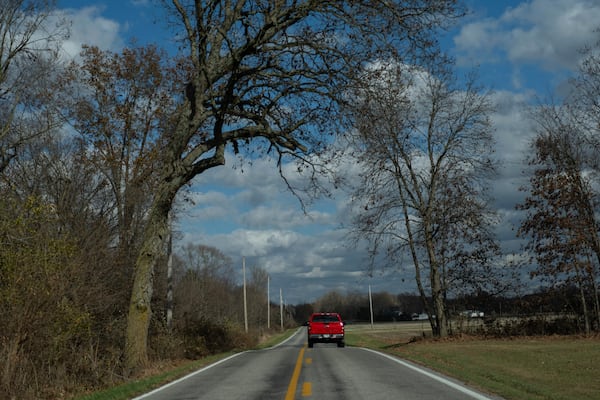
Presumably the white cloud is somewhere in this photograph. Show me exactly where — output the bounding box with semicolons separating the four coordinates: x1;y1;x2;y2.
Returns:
202;229;304;258
57;6;124;59
240;205;332;230
474;90;534;248
491;90;536;165
456;0;600;71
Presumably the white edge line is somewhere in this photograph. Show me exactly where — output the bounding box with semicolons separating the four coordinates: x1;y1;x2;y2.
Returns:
132;327;304;399
258;327;303;350
131;352;246;400
359;347;498;400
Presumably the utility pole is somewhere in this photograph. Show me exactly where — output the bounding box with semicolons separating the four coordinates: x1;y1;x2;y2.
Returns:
279;288;283;331
166;211;173;333
369;284;374;329
267;275;271;330
243;257;248;333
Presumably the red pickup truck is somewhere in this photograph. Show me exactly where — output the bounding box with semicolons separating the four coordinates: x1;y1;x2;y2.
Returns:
306;312;345;348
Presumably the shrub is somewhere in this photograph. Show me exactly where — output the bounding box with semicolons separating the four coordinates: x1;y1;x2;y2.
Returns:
172;318;257;359
479;315;580;337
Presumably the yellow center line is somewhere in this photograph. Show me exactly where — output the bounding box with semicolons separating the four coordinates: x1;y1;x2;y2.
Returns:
285;344;306;400
302;382;312;397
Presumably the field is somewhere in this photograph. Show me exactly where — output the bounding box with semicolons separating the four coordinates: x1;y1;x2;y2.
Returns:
345;322;600;400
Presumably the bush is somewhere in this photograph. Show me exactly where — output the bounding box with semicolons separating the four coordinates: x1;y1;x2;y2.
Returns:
0;196;131;399
174;318;257;359
479;315;581;337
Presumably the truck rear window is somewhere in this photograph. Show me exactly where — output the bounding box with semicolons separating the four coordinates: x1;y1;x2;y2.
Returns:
312;315;340;323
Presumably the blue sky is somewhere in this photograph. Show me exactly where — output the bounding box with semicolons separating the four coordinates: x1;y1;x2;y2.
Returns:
55;0;600;304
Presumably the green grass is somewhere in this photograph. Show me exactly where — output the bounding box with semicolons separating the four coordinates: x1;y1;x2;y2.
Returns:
72;329;298;400
345;327;600;400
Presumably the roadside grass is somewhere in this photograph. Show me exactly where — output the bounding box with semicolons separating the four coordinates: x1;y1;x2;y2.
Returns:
345;325;600;400
72;329;297;400
72;353;236;400
255;328;298;349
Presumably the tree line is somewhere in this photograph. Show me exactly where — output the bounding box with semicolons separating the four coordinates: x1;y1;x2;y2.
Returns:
306;286;596;331
1;0;600;399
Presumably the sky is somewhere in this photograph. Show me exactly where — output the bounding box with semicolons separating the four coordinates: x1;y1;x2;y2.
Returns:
54;0;600;304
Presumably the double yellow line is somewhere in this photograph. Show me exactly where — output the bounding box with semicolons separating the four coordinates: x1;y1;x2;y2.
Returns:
285;344;312;399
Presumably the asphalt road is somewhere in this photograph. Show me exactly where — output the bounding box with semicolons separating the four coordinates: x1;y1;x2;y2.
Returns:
133;328;501;400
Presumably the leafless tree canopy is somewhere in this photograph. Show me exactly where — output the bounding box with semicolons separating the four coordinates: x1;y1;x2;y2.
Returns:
0;0;68;173
159;0;464;181
341;57;498;336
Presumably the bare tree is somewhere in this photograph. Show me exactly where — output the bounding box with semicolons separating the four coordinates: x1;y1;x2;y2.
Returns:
342;57;496;337
314;290;347;313
122;0;463;371
247;265;269;329
173;244;238;323
0;0;68;173
61;45;176;274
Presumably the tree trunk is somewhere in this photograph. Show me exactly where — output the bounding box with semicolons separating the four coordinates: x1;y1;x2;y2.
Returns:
401;198;436;332
589;267;600;331
124;193;172;375
426;225;448;337
430;261;448;337
166;219;173;333
575;267;591;335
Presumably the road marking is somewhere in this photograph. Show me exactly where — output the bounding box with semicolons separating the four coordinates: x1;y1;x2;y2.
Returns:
260;327;304;350
302;382;312;397
132;328;305;399
131;352;246;399
305;357;312;365
285;344;306;400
